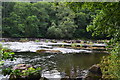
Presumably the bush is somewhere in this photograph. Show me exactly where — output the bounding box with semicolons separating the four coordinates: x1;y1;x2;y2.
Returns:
100;42;120;80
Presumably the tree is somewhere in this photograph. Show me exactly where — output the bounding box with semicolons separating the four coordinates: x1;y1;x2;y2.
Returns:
84;2;120;79
25;15;39;37
2;2;110;39
47;22;63;39
32;2;51;37
2;2;52;38
47;3;77;39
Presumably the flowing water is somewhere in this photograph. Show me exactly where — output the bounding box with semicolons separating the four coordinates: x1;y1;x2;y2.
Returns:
0;52;108;80
0;41;108;80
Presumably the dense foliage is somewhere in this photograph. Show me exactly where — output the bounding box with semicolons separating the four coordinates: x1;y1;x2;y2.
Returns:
2;2;108;39
85;2;120;79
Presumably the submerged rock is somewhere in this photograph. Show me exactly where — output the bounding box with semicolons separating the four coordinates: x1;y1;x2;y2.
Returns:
85;64;102;80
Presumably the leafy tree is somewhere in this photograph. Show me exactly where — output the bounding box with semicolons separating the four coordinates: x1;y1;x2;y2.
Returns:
47;3;77;39
2;2;109;39
47;22;63;38
85;2;120;79
32;2;51;37
2;2;52;38
25;15;39;37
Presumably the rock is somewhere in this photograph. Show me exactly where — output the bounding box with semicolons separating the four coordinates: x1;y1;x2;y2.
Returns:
85;64;102;80
3;49;12;52
36;49;47;53
39;77;48;80
50;40;57;43
63;40;72;43
48;50;62;53
9;64;41;80
76;40;81;43
12;64;32;70
36;49;62;54
42;70;61;80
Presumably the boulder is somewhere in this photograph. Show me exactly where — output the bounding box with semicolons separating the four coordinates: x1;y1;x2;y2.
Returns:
9;64;41;80
85;64;102;80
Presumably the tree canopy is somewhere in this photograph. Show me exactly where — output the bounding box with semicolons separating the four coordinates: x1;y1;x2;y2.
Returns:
2;2;109;39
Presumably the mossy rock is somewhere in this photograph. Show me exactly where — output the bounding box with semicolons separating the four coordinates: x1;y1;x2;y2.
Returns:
9;64;41;80
3;49;12;52
63;40;72;43
36;49;47;53
50;40;57;43
36;49;62;54
19;38;29;42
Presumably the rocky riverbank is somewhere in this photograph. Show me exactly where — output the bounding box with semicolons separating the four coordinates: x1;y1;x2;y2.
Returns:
2;64;102;80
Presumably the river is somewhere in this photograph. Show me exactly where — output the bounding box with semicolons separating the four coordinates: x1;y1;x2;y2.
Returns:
0;41;108;80
0;52;108;80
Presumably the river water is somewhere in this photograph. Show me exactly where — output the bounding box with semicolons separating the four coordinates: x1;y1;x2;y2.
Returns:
0;52;108;80
0;41;108;80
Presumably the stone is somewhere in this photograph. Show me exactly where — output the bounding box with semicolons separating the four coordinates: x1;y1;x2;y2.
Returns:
36;49;47;53
3;49;12;52
63;40;72;43
76;40;81;43
9;64;41;80
36;49;62;54
84;64;102;80
50;40;57;43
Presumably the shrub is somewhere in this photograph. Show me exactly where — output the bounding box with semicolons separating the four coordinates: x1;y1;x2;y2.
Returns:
100;42;120;80
35;39;40;42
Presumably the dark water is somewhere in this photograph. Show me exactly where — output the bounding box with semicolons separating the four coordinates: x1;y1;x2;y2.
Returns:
13;52;108;75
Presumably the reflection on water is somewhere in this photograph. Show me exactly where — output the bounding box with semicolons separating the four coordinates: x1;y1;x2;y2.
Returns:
13;52;108;76
0;52;108;79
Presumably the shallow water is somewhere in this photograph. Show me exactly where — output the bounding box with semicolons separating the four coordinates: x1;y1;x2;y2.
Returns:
14;52;107;69
1;52;108;79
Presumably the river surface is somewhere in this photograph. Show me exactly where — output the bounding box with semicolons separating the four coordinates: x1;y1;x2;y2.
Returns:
0;41;108;80
0;52;108;80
